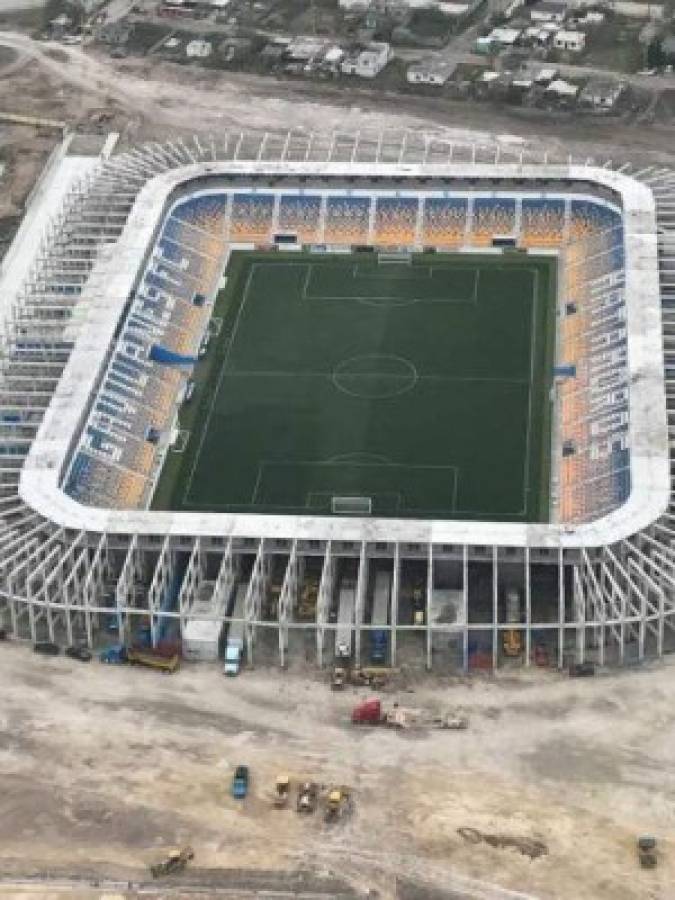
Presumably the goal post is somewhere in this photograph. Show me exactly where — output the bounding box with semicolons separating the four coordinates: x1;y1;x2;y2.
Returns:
377;250;413;265
331;496;372;515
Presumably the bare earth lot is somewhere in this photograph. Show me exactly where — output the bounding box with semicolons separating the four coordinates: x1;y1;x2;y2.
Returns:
1;643;674;898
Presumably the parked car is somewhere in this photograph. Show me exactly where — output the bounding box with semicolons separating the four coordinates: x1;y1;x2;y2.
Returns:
569;662;596;678
65;645;92;662
33;641;60;656
232;765;249;799
99;644;127;664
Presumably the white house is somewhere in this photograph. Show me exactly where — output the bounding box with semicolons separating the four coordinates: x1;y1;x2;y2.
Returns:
341;42;392;78
545;77;579;99
530;1;567;23
407;57;456;85
186;40;212;58
579;77;625;109
487;26;521;46
553;30;586;52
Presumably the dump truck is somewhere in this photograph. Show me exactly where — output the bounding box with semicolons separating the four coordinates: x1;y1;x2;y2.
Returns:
224;584;247;676
335;577;356;660
351;698;416;728
150;846;194;878
370;569;391;665
127;647;180;672
352;698;468;730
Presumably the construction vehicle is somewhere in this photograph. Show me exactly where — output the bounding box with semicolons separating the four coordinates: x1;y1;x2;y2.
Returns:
65;645;92;662
99;644;127;664
533;644;549;667
33;642;60;656
412;587;425;626
150;846;194;878
502;629;522;657
351;698;416;728
273;775;290;808
324;787;350;823
569;661;596;677
350;666;394;688
296;781;318;813
352;698;385;725
335;577;356;660
331;666;347;690
433;712;470;730
352;699;468;731
127;647;180;672
370;569;391;664
224;584;247;676
297;575;319;621
637;835;658;868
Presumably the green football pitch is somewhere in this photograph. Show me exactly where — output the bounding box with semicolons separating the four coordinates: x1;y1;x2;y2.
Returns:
152;250;556;521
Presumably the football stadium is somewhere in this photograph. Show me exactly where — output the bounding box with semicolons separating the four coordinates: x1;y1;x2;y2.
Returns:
1;130;674;671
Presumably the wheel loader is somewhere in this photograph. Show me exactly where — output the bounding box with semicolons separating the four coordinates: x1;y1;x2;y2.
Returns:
150;846;194;878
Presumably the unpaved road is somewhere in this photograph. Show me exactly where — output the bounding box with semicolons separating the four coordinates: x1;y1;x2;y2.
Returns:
1;642;674;899
2;30;675;164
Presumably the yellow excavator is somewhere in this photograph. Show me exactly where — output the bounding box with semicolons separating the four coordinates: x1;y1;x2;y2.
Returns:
150;846;194;878
273;774;290;808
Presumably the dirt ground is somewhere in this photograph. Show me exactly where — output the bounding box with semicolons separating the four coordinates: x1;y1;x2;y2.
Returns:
0;642;674;898
2;31;675;165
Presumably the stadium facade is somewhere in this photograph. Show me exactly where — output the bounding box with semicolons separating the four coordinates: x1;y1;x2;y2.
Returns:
2;130;674;671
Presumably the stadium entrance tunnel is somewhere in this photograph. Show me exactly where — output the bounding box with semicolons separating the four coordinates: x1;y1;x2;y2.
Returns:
332;354;418;399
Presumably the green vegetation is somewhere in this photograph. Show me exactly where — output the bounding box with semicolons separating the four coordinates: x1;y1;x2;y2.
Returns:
153;250;556;521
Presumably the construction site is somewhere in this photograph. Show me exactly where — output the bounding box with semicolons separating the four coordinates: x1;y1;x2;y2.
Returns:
1;642;675;898
2;4;675;898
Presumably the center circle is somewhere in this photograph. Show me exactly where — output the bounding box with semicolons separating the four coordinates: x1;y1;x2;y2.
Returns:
333;354;418;399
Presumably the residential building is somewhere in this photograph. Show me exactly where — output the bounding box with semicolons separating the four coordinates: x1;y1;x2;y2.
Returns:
579;77;625;109
341;42;392;78
530;1;567;23
407;57;457;85
553;29;586;51
186;40;212;58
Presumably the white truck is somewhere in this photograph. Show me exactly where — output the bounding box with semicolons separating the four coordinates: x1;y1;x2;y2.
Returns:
182;583;232;662
335;578;356;661
223;584;247;676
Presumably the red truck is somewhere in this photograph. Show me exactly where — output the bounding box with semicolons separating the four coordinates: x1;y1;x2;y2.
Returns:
351;699;468;731
352;698;383;724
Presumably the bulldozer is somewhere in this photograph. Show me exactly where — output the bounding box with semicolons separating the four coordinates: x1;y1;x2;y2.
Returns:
273;774;290;808
324;787;350;823
150;846;194;878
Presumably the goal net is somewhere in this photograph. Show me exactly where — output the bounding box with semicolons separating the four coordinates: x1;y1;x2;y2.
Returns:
331;496;372;515
377;250;413;265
